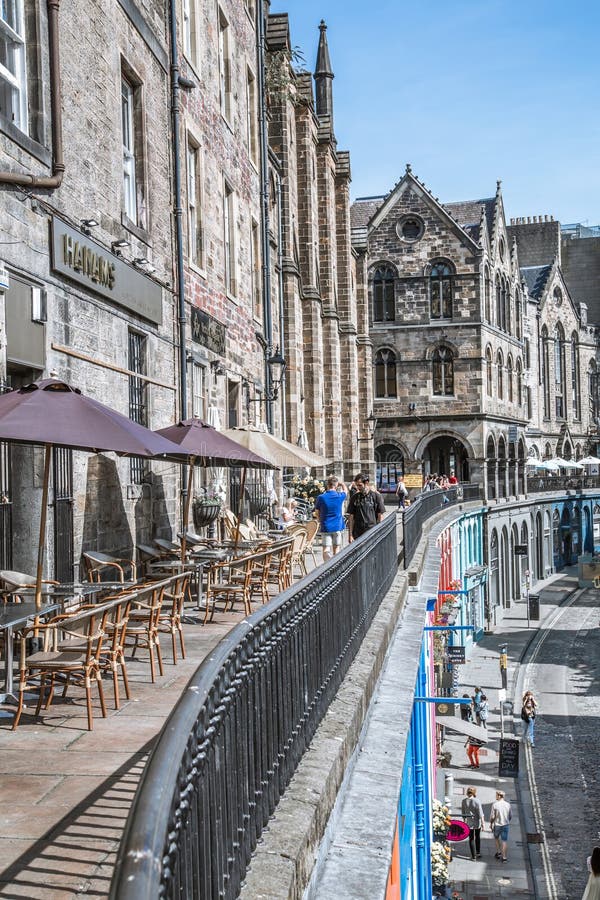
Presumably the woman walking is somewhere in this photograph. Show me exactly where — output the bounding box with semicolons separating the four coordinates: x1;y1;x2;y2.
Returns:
521;690;537;746
583;847;600;899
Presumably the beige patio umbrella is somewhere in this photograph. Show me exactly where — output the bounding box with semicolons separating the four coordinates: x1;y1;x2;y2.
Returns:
221;424;329;469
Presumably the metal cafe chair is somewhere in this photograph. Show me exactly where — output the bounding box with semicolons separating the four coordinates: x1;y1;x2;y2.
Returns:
82;551;137;584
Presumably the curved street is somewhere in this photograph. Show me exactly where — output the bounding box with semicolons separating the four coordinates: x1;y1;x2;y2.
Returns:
446;572;600;900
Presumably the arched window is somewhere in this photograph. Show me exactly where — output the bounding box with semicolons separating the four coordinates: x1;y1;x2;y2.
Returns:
372;266;395;322
506;284;512;334
374;348;397;398
486;346;493;395
571;332;580;420
541;326;550;418
430;262;453;319
497;350;504;399
589;360;597;420
484;266;491;321
515;289;522;340
516;358;523;406
432;346;454;395
507;355;513;403
495;275;502;328
554;323;565;418
544;442;552;460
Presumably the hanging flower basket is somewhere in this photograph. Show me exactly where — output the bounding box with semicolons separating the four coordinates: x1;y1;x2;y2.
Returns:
192;499;221;530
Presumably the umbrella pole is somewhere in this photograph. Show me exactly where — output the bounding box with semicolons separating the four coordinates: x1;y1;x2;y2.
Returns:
35;444;52;611
181;455;196;562
234;466;247;553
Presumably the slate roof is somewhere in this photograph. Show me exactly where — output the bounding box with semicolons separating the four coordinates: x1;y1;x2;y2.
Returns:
521;265;552;300
443;198;496;244
350;196;385;229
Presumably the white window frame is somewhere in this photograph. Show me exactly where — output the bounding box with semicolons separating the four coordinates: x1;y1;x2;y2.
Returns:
246;66;258;164
223;179;236;297
182;0;199;69
121;76;137;223
191;361;207;420
218;7;232;122
186;138;204;269
0;0;28;133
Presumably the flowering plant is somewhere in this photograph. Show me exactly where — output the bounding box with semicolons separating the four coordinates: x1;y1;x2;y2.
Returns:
193;486;222;505
432;799;451;835
431;839;451;886
291;474;325;501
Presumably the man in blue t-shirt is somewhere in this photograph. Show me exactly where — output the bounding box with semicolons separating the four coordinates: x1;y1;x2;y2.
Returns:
314;475;348;561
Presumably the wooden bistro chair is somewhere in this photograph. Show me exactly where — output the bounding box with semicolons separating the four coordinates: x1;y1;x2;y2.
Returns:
0;570;59;602
289;527;309;579
302;519;320;570
264;537;295;594
12;602;116;731
203;553;256;624
157;572;190;664
124;579;168;683
83;551;136;584
153;537;181;557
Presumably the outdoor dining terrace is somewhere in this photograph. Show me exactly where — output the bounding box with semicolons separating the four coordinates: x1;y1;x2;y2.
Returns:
0;522;323;898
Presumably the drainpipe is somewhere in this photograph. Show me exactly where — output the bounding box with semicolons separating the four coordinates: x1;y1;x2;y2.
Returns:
275;170;286;438
168;0;188;529
256;1;274;431
0;0;64;187
168;0;188;424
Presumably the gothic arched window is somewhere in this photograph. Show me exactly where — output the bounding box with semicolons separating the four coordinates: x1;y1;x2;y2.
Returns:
497;350;504;399
486;346;493;395
571;332;580;420
432;346;454;395
374;348;397;398
495;275;502;328
506;285;512;334
554;323;565;418
430;262;453;319
541;326;550;418
515;289;522;340
507;355;513;403
484;266;491;322
372;266;395;323
516;358;523;406
589;360;597;420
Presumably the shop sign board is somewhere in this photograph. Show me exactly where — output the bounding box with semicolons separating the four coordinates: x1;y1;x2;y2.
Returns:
50;217;162;324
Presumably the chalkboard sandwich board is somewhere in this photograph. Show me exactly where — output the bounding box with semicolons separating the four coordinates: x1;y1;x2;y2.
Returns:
498;737;519;777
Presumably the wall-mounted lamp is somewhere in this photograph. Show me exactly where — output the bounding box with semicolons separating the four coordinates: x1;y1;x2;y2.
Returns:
210;360;227;377
111;238;130;255
81;218;99;236
356;412;377;444
246;347;287;404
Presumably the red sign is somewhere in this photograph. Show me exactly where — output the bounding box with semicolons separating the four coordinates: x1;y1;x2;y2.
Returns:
446;820;470;842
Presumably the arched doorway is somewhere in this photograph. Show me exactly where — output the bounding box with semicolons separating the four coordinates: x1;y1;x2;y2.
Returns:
520;521;529;596
486;436;496;500
511;524;520;601
501;527;510;606
422;435;469;481
489;529;499;625
535;512;543;580
584;506;593;553
498;436;507;499
561;507;572;566
375;443;404;494
517;440;525;495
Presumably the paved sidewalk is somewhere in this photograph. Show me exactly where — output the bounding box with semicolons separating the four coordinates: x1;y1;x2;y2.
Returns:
440;569;578;899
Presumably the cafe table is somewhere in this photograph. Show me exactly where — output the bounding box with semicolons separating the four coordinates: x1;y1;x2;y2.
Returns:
148;548;230;612
0;601;61;711
6;581;128;610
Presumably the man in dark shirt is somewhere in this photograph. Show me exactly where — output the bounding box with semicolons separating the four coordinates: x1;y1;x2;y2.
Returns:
347;474;385;541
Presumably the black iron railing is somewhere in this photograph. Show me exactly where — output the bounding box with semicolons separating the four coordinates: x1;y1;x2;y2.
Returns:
403;483;481;568
527;474;600;494
110;515;397;900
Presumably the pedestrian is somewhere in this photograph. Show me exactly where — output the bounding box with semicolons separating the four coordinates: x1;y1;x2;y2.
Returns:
460;694;473;722
314;475;347;562
521;690;537;746
346;473;385;542
478;694;489;729
461;786;484;860
472;686;483;725
395;476;409;509
583;848;600;900
448;470;458;485
499;645;508;690
464;735;483;768
278;498;298;529
489;790;512;862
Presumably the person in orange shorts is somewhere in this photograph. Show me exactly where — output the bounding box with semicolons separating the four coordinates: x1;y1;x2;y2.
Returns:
465;735;484;768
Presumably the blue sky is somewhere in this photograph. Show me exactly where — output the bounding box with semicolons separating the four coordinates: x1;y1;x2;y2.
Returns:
271;0;600;225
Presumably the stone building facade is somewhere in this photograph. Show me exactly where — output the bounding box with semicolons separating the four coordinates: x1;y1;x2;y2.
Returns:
0;2;364;579
351;169;599;500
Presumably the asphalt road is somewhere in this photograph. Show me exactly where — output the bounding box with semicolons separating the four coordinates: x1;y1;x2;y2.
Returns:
522;586;600;899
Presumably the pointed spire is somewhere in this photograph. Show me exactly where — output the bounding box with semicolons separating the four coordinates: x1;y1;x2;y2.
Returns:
314;20;334;120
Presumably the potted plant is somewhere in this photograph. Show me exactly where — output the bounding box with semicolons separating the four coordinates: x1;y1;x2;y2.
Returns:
192;489;222;530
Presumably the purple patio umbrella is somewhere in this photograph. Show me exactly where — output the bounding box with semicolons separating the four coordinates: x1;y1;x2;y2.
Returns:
0;379;183;607
156;418;277;557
